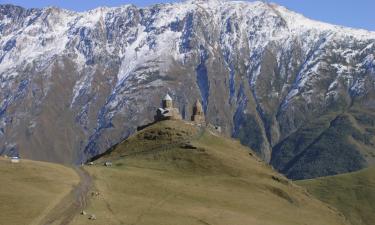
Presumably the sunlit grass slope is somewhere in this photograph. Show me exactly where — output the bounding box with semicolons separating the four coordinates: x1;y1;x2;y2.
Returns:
298;167;375;225
0;158;79;225
73;120;349;225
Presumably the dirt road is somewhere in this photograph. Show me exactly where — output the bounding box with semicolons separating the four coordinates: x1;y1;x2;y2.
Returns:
39;167;92;225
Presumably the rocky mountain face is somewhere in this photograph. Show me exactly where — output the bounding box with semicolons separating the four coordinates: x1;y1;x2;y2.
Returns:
1;0;375;179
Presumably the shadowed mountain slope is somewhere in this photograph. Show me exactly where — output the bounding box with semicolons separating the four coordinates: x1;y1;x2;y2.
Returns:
1;0;375;179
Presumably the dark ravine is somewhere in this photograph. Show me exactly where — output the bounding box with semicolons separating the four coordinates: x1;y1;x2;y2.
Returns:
0;0;375;179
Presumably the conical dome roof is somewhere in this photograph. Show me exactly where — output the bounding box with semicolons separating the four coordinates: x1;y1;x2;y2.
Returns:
163;94;172;101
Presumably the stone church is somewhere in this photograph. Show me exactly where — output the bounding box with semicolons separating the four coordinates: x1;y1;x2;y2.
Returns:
154;94;182;121
154;94;205;124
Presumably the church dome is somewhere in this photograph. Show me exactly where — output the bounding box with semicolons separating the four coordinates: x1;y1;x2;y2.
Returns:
163;94;172;101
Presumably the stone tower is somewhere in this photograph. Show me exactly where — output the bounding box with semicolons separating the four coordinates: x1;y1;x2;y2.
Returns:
162;94;173;108
191;99;205;123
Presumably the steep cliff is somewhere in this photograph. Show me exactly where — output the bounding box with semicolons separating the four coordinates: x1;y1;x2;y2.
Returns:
1;0;375;179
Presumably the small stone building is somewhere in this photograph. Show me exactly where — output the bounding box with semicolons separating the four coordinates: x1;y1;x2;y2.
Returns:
10;156;20;163
191;99;205;124
154;94;182;121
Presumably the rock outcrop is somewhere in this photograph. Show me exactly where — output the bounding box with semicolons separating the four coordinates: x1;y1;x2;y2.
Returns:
0;1;375;179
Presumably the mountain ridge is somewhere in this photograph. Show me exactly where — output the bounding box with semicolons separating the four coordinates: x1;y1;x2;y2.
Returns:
1;0;375;179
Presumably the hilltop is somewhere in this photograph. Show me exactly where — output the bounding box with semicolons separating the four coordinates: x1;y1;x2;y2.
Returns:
71;120;349;225
1;0;375;180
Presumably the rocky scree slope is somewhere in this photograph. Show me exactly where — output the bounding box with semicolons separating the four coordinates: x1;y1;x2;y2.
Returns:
1;0;375;179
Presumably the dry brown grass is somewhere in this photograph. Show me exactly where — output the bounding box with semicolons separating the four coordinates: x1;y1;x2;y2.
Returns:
298;167;375;225
0;158;79;225
72;120;349;225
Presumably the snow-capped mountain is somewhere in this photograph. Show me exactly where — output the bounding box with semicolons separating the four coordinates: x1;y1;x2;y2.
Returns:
1;0;375;179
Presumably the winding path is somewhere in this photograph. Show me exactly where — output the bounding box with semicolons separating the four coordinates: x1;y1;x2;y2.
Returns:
39;167;92;225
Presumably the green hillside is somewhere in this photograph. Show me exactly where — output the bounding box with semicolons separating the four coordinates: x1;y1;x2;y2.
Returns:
298;167;375;225
72;120;349;225
271;108;375;180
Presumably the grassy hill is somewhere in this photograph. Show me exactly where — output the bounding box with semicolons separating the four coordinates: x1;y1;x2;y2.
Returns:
0;157;79;225
72;120;350;225
298;167;375;225
271;107;375;180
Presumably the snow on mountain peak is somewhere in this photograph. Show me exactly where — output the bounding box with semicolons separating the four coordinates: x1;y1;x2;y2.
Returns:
0;1;375;164
272;3;375;40
0;2;374;98
0;1;373;80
